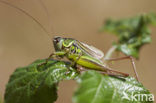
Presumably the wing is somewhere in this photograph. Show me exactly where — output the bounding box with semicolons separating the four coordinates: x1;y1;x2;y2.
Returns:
76;40;104;60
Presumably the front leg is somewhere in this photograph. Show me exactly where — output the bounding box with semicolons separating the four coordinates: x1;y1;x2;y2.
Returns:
38;51;66;67
47;51;66;61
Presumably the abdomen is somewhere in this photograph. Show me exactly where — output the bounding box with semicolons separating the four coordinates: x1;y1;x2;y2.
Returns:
75;56;106;71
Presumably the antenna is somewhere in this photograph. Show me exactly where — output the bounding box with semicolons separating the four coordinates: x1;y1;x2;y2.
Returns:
37;0;53;35
0;0;52;38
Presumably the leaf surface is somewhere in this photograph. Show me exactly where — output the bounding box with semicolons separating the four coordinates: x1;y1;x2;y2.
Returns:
73;71;153;103
4;59;78;103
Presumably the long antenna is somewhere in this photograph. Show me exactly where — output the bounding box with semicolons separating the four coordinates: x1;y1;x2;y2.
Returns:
37;0;53;34
0;0;51;37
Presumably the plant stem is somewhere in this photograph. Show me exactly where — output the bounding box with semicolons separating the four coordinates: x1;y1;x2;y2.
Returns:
104;45;117;59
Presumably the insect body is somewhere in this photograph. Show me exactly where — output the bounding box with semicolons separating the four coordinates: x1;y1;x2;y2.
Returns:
0;0;138;80
52;36;129;77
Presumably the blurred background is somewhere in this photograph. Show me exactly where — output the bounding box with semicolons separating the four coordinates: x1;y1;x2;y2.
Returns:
0;0;156;103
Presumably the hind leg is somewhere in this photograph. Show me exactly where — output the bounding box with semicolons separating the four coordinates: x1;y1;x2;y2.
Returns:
76;66;128;80
105;56;139;81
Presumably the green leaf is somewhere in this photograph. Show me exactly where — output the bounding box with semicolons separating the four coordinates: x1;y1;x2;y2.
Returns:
4;59;154;103
101;13;156;58
73;71;153;103
4;59;79;103
0;96;2;103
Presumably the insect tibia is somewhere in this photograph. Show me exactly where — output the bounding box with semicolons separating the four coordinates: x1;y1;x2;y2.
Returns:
107;69;129;77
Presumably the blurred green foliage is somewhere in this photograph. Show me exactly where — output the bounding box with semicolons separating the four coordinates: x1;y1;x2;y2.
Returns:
100;13;156;58
0;96;2;103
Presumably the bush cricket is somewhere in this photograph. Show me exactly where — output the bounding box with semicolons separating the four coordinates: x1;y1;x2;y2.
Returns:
50;36;139;80
0;0;139;81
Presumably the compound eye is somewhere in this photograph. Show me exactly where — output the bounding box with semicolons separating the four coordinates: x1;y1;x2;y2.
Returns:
54;37;61;44
54;39;59;43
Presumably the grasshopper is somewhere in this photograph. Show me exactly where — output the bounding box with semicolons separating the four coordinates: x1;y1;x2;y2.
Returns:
48;36;139;79
0;0;139;80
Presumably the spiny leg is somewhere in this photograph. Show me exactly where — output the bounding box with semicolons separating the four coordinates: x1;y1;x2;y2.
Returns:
37;53;56;67
66;44;83;68
44;53;55;65
71;52;82;67
76;66;128;79
101;65;129;77
105;56;139;81
65;52;82;75
38;51;66;67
